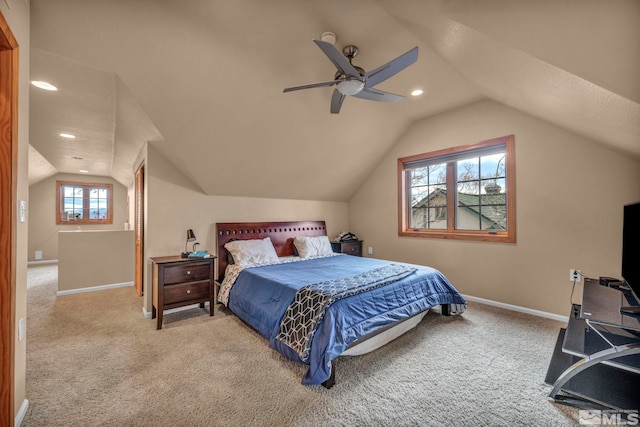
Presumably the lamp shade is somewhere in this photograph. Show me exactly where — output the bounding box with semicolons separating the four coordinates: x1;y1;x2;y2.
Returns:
182;229;197;257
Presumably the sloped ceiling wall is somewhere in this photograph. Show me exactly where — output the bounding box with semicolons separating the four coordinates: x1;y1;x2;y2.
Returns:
28;0;639;200
381;0;640;156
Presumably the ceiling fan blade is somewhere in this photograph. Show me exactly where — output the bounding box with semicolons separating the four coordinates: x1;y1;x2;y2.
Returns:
364;47;418;88
353;87;404;103
330;89;345;114
283;80;338;93
313;39;361;78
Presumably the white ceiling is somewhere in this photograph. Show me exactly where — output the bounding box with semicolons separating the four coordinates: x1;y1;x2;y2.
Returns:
29;0;640;201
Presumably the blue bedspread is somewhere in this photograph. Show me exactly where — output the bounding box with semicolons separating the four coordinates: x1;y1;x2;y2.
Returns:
227;255;466;385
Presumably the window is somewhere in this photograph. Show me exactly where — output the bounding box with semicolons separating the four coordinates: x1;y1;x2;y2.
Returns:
56;181;113;225
398;135;515;242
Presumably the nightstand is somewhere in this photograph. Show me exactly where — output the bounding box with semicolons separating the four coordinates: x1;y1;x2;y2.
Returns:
150;255;216;329
331;240;363;257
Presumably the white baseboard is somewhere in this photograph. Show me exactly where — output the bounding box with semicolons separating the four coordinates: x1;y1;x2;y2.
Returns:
15;399;29;427
140;294;566;322
462;294;569;323
142;301;211;318
27;259;58;266
56;281;133;296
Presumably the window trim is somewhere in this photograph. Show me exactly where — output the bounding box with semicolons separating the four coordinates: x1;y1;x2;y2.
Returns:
398;135;516;243
56;180;114;225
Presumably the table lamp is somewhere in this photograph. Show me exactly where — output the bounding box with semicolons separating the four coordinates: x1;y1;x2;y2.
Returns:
181;229;196;258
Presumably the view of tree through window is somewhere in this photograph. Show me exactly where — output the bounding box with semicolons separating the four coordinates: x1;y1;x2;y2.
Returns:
56;181;113;225
455;152;506;231
398;135;515;242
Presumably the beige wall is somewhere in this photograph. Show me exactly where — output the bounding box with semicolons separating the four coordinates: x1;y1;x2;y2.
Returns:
28;173;129;261
1;0;30;421
140;143;350;314
58;230;134;292
349;100;640;317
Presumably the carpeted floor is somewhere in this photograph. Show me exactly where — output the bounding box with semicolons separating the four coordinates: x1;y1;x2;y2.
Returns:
22;263;578;426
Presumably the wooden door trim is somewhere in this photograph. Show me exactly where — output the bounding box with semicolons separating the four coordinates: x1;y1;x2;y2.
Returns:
0;9;19;425
134;164;144;296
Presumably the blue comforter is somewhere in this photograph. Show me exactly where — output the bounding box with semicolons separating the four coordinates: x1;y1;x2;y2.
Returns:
227;255;466;385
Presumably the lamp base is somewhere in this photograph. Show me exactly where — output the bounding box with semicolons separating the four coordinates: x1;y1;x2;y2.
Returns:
180;252;190;259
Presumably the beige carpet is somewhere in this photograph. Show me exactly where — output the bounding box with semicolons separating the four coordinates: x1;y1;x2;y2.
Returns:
22;263;578;426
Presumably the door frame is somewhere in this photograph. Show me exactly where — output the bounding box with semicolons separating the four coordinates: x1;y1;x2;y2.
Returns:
134;164;144;296
0;10;19;425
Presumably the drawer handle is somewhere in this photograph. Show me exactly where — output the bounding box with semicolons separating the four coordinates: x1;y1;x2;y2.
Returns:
186;270;191;275
186;289;191;294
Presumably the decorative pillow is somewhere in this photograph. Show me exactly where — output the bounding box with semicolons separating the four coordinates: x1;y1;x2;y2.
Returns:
293;235;334;259
224;237;279;267
226;238;240;265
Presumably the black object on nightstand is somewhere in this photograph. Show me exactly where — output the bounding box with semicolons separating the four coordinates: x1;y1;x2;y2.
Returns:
150;255;216;329
331;240;363;257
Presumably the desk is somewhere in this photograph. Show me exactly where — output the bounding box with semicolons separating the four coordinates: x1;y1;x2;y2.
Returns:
546;278;640;410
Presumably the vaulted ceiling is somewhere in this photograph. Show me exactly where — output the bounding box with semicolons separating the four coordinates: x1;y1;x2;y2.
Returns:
29;0;640;201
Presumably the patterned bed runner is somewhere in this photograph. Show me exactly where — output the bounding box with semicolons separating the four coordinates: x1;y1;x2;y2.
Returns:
276;263;417;362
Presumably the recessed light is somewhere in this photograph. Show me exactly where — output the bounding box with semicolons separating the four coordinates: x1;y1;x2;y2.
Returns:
79;170;89;173
59;133;76;139
72;156;83;160
31;81;58;91
411;89;424;97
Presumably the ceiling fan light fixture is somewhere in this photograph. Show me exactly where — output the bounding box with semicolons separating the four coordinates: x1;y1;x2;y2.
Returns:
319;31;336;45
337;79;364;96
283;39;418;113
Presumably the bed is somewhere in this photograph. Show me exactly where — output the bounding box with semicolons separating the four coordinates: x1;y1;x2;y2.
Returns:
216;220;466;387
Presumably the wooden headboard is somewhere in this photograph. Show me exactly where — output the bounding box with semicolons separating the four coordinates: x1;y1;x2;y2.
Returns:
215;220;327;281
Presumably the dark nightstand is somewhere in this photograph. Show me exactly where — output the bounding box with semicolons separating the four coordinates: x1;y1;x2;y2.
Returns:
150;255;216;329
331;240;363;257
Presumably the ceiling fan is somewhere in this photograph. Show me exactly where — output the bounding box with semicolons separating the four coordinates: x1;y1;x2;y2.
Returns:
283;38;418;114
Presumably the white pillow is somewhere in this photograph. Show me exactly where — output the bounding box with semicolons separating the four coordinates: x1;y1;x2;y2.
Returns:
224;237;279;267
293;236;334;258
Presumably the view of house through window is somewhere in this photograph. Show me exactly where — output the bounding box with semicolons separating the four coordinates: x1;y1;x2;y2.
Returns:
56;181;113;224
398;135;515;242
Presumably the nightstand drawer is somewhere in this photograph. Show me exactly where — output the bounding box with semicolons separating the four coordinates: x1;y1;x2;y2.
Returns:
332;240;363;257
163;280;211;305
341;242;361;256
163;262;211;285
